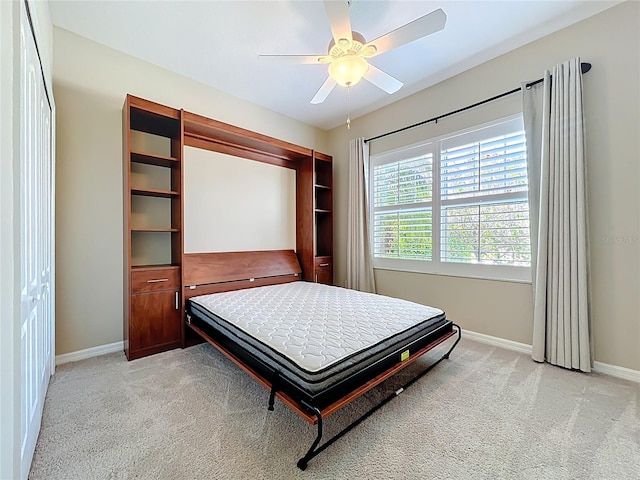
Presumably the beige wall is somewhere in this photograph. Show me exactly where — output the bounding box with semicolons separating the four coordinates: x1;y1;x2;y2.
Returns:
53;28;329;355
327;1;640;371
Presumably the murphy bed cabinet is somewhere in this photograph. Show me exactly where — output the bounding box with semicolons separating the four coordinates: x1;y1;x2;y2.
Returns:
123;95;333;360
123;95;183;360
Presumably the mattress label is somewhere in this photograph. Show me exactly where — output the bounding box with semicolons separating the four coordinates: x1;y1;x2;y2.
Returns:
401;350;410;362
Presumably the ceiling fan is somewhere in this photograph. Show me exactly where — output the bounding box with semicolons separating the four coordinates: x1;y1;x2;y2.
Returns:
258;1;447;104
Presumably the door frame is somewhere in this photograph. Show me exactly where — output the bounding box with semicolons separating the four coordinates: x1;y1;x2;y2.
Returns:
0;2;21;477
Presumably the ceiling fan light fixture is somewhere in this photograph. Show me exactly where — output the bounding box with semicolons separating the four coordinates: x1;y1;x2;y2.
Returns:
328;55;369;87
260;3;446;104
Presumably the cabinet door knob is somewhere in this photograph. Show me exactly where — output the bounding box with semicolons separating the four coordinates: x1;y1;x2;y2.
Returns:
175;291;179;310
147;278;169;283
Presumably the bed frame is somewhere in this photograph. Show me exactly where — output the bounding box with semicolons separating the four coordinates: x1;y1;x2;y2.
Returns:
183;249;461;470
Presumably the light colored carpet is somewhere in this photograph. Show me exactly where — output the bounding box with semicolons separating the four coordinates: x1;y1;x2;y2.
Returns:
30;338;639;480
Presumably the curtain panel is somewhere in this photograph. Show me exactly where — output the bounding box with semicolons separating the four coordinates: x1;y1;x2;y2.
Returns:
346;138;376;293
522;58;592;372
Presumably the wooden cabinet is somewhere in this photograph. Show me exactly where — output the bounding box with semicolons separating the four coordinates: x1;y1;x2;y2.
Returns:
297;151;333;285
314;256;333;285
123;95;184;360
130;286;181;356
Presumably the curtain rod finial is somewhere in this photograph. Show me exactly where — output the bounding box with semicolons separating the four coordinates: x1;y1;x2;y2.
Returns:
581;62;591;74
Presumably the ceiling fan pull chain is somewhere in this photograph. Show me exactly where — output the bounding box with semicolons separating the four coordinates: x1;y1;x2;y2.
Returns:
347;85;351;130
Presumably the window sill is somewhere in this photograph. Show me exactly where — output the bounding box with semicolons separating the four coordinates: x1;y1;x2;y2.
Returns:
372;264;532;285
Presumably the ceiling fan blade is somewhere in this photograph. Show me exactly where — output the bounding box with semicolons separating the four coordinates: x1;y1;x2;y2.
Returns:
363;65;403;94
324;0;352;44
310;76;337;104
257;55;323;65
368;8;446;56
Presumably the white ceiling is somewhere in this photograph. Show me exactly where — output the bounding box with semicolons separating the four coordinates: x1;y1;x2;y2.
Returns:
49;1;620;130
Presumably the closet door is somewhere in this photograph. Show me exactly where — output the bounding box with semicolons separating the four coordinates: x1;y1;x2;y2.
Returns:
19;2;54;476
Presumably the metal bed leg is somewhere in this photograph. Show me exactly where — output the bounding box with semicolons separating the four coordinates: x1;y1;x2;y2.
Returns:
293;325;461;470
296;406;323;471
444;323;462;359
268;372;280;411
267;388;276;411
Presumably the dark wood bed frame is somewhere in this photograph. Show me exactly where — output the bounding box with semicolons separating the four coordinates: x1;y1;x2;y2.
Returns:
183;249;461;470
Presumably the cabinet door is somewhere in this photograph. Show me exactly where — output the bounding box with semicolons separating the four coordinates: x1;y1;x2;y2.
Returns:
314;256;333;285
130;290;181;353
315;268;333;285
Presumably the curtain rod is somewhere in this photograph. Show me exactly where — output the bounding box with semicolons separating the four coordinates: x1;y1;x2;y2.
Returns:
364;62;592;144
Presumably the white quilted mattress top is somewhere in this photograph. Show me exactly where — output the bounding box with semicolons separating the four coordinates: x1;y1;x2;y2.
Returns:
190;281;444;373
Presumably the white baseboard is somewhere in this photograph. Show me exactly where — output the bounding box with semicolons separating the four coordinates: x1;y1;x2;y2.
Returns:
462;329;533;355
55;341;124;366
592;361;640;383
462;329;639;383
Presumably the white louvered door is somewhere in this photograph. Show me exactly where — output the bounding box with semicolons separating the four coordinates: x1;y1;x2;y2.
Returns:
19;2;54;476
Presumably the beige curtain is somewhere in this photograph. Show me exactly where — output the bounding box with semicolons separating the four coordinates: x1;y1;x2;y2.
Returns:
522;58;592;372
346;138;376;293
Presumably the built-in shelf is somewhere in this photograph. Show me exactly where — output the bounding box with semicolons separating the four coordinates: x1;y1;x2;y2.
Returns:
131;150;180;168
131;187;179;198
296;152;333;284
130;104;180;138
125;95;184;361
131;264;180;271
314;154;332;272
131;227;180;233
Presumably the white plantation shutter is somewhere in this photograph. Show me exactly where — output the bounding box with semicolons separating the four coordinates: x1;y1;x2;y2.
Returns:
440;202;530;265
440;120;531;266
370;114;531;281
373;209;432;260
374;156;433;207
440;132;528;200
372;150;433;261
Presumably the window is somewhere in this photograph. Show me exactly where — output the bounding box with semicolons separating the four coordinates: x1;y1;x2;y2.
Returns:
370;115;531;282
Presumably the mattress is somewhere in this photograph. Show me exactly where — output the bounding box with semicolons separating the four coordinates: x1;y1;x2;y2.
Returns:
187;281;449;403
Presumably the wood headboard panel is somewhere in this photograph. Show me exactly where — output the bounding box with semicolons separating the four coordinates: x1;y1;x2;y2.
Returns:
183;250;301;287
